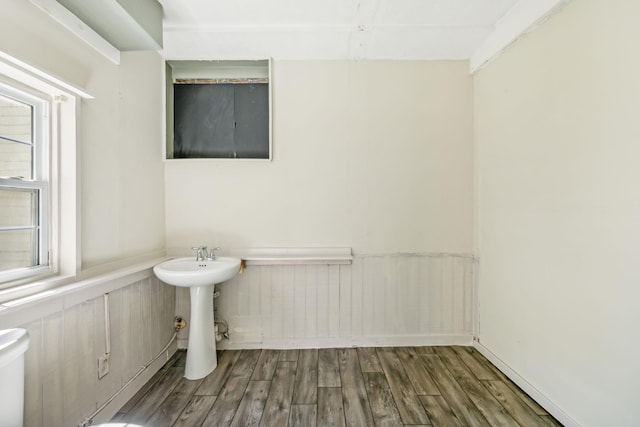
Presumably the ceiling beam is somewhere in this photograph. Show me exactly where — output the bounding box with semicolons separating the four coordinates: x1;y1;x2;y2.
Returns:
29;0;121;64
470;0;572;73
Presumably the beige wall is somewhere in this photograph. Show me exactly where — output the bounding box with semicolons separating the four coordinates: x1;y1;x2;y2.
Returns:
474;1;640;425
165;60;474;255
80;51;165;267
0;0;166;269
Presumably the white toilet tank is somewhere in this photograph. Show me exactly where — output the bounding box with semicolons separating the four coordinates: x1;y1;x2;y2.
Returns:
0;328;30;427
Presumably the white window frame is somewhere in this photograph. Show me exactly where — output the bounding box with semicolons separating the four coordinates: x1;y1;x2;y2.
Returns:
0;52;83;301
0;83;51;284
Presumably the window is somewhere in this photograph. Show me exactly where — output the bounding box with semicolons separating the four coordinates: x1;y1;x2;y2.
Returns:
0;84;49;283
0;54;79;299
166;60;272;160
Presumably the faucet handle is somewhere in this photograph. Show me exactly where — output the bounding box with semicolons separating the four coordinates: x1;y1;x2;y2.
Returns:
191;246;207;260
209;247;221;260
191;246;200;260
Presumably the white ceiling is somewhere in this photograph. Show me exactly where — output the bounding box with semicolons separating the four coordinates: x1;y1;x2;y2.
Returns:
29;0;567;69
159;0;522;61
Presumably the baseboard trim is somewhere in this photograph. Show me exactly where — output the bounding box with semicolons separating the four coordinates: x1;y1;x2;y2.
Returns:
217;334;474;350
473;342;581;427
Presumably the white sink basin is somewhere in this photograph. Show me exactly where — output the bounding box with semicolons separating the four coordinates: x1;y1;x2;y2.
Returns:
153;257;241;287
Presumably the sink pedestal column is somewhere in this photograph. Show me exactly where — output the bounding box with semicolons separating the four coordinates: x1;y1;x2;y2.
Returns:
185;284;217;380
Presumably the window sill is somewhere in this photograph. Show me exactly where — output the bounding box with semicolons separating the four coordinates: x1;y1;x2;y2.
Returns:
0;265;53;289
0;256;169;329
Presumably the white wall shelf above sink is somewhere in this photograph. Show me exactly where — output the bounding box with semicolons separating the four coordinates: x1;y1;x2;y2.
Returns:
167;247;353;266
223;247;352;266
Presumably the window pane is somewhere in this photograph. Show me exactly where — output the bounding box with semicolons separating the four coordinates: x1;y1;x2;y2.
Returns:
0;139;33;179
0;94;33;144
0;229;37;270
0;93;33;179
0;188;37;227
0;188;39;271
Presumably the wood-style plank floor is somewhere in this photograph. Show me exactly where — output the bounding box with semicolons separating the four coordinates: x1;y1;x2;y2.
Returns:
112;346;563;427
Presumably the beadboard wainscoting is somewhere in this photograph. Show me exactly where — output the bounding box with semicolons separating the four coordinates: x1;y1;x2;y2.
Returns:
175;253;475;350
0;268;176;427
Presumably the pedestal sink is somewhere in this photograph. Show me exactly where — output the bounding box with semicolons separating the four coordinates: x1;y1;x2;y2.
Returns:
153;257;241;379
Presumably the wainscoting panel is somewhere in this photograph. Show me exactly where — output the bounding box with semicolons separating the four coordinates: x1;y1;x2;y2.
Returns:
175;254;475;350
16;273;176;427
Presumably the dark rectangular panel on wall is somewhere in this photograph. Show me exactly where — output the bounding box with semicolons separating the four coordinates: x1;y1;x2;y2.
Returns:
173;83;269;159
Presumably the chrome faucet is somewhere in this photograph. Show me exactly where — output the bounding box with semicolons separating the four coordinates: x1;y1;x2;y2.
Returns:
191;246;221;261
